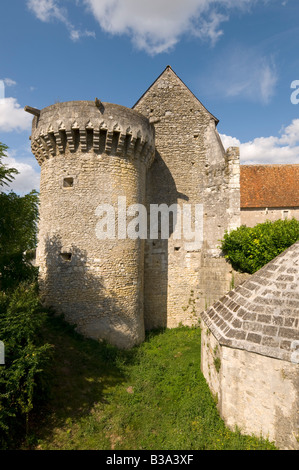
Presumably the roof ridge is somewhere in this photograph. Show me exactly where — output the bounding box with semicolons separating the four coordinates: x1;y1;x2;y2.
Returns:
132;65;219;125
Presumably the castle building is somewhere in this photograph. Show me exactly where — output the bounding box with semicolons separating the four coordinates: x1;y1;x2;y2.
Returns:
25;67;299;449
26;66;241;348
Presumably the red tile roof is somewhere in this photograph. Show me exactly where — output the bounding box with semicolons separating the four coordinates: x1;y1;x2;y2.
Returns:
240;164;299;208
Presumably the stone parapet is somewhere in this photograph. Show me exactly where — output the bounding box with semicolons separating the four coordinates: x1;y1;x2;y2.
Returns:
28;100;155;168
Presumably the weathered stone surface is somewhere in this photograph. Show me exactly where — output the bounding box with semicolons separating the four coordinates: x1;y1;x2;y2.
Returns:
28;66;299;449
28;66;241;346
30;101;155;349
133;66;240;328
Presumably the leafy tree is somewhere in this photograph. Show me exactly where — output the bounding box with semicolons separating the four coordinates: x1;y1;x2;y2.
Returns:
0;143;39;289
0;142;18;188
220;219;299;274
0;283;52;448
0;190;39;290
0;143;51;448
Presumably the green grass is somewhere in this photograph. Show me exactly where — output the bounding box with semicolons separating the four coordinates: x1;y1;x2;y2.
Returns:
25;315;276;450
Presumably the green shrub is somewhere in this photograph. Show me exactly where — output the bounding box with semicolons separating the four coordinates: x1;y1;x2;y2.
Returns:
220;218;299;274
0;144;51;448
0;283;52;449
0;190;39;291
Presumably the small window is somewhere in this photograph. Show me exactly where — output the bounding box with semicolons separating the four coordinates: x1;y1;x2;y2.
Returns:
283;210;289;220
63;177;74;188
174;246;181;252
60;252;72;262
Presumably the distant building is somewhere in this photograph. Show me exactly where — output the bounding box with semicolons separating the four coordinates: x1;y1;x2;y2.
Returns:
240;164;299;226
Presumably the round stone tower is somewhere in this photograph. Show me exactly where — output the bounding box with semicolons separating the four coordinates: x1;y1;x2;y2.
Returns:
27;100;155;348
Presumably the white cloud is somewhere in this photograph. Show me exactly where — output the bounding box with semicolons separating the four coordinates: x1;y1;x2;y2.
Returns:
27;0;65;22
3;78;17;87
279;119;299;146
27;0;263;54
4;155;40;195
199;42;278;105
70;29;96;42
27;0;95;42
83;0;258;54
219;49;278;104
0;78;17;100
259;62;278;104
220;119;299;164
191;10;229;46
0;97;32;133
220;134;241;150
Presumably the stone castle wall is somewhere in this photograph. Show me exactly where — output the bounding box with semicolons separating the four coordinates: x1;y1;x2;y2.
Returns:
241;206;299;227
201;321;299;450
31;100;155;348
133;66;240;328
28;67;241;346
27;67;299;450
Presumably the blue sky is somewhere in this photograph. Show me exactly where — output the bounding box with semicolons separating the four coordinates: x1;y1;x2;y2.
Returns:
0;0;299;194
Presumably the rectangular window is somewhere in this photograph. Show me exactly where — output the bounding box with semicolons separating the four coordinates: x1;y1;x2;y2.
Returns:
60;252;72;262
63;177;74;188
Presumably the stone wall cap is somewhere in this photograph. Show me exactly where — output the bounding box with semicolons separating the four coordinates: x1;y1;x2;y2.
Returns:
201;241;299;363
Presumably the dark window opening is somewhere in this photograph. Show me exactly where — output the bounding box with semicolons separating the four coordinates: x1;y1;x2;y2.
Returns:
63;177;74;188
60;252;72;262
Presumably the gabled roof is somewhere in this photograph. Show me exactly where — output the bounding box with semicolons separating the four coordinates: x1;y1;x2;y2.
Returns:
241;164;299;208
132;65;219;125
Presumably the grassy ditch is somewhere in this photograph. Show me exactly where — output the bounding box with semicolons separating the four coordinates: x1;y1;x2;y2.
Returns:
26;316;276;450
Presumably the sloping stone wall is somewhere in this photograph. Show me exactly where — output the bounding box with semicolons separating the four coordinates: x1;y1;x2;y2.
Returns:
201;241;299;449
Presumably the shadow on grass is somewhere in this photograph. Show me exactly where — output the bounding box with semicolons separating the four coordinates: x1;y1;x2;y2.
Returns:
28;311;140;447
